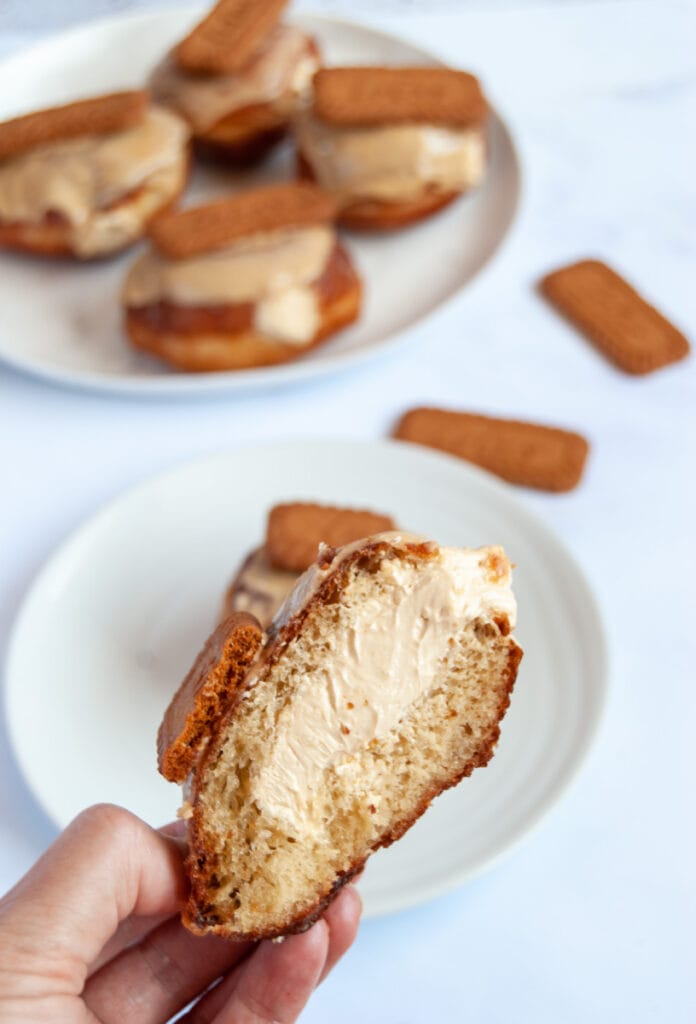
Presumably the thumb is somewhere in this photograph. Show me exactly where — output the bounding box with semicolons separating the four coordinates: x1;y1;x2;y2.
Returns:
0;803;187;993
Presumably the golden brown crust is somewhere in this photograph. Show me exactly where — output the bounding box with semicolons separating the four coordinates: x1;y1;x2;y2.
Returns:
125;241;362;371
184;859;365;940
0;212;81;258
297;152;460;230
312;67;487;128
157;612;263;784
182;537;521;939
175;0;288;75
338;191;460;230
149;182;337;259
0;90;147;161
266;503;396;572
395;407;590;493
0;167;188;260
540;258;690;375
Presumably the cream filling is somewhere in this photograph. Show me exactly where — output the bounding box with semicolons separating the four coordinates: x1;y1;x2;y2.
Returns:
255;286;320;344
123;226;334;346
151;25;319;133
250;539;516;836
295;115;486;203
0;107;189;255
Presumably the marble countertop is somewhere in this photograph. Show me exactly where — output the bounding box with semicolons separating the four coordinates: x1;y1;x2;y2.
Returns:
0;2;694;1022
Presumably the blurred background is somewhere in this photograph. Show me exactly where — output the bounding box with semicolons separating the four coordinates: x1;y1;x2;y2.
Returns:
0;0;638;38
0;1;693;1022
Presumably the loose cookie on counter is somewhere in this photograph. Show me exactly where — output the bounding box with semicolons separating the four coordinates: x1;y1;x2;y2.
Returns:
395;407;589;492
540;258;690;375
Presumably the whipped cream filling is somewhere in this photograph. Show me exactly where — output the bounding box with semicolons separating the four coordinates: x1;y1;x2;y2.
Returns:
250;536;516;836
295;115;486;203
151;25;319;132
123;225;334;346
255;286;320;344
0;107;189;255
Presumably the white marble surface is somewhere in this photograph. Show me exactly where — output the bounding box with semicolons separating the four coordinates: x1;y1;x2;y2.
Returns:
0;2;695;1022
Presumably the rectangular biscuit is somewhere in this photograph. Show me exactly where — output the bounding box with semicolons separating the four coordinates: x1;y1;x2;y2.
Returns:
175;0;288;74
312;67;487;128
157;612;263;783
394;408;589;493
0;91;148;162
266;502;397;571
540;259;690;375
149;182;337;259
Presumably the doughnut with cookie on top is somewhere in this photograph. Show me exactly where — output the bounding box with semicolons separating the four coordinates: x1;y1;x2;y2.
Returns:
150;0;320;164
223;501;397;628
122;182;362;372
295;66;489;230
0;91;189;259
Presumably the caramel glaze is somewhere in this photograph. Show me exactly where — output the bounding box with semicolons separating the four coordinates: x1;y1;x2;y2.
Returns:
0;150;190;259
297;151;459;230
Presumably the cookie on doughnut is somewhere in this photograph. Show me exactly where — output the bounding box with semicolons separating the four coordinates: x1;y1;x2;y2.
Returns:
151;0;320;164
123;182;362;372
295;67;488;230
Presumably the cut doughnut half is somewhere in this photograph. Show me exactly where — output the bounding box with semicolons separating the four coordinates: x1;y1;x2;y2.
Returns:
159;532;523;939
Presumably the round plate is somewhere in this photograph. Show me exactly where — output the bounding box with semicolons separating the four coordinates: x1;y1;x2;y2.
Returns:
5;440;607;919
0;9;521;397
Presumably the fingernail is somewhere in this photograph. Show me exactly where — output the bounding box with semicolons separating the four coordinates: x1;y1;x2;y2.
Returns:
348;884;363;914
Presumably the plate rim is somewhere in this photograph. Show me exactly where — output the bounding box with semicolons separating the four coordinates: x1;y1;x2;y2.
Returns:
0;7;523;398
4;439;608;917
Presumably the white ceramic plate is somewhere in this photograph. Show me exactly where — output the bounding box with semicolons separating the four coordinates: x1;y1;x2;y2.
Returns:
5;440;607;919
0;9;521;397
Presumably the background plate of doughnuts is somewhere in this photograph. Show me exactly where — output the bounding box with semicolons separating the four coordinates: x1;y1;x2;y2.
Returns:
0;4;521;396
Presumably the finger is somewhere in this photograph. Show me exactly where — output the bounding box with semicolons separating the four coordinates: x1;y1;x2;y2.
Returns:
221;919;329;1024
84;916;253;1024
318;886;361;983
182;887;360;1023
212;920;328;1024
159;819;188;840
88;821;188;974
0;804;187;993
88;911;177;975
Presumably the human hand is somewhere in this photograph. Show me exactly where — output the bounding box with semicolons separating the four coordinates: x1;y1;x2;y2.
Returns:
0;803;361;1023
